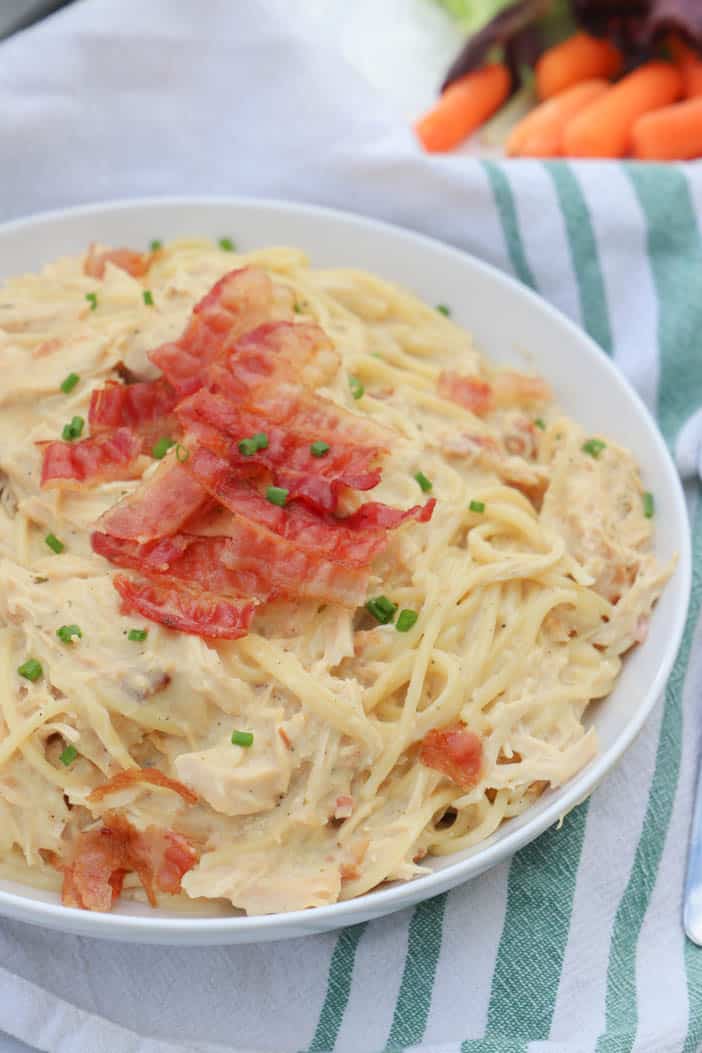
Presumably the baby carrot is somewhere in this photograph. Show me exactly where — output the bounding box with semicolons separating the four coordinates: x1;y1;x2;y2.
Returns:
415;64;512;153
535;31;622;101
563;61;683;158
506;79;610;157
632;97;702;160
669;37;702;98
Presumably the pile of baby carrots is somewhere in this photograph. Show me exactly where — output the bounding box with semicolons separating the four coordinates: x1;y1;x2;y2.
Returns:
415;31;702;160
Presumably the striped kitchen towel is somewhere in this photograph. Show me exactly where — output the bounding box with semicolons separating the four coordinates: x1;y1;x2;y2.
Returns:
0;2;701;1051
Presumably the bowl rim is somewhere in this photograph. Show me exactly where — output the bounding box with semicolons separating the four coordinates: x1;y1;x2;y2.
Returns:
0;194;692;942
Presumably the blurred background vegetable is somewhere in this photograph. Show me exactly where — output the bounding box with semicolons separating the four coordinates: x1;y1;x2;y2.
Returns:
415;0;702;159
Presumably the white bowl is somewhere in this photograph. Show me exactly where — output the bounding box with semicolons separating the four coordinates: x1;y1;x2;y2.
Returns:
0;198;691;944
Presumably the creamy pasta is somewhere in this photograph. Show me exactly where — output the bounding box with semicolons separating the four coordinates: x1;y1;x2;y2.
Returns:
0;240;670;915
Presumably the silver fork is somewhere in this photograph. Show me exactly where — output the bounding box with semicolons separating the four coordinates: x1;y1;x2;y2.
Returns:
678;409;702;944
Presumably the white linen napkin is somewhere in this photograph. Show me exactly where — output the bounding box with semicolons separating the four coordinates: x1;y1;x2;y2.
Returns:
1;2;701;1052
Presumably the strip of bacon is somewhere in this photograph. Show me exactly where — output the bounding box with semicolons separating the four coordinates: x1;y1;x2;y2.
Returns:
438;370;551;416
89;378;178;441
100;517;370;606
59;812;197;911
40;428;142;489
178;392;384;488
88;768;198;805
149;268;273;395
341;498;436;530
229;321;340;390
419;724;483;789
113;575;257;639
97;460;208;541
184;447;389;566
437;372;493;416
84;247;151;280
207;366;391;449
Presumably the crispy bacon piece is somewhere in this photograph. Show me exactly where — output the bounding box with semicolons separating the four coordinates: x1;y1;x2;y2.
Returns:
149;268;273;395
40;428;142;488
113;575;257;639
420;724;483;789
229;321;340;390
89;378;178;441
438;372;493;415
438;370;551;416
88;767;198;805
177;397;382;512
184;448;392;566
59;812;197;912
84;247;151;280
97;460;208;541
341;498;436;530
98;519;371;606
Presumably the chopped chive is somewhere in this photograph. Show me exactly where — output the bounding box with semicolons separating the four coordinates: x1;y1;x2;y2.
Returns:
149;239;162;252
218;237;235;252
231;729;254;747
534;417;546;430
396;609;418;633
45;532;64;554
414;471;433;493
365;595;398;625
143;289;154;306
266;486;289;507
128;628;148;642
582;438;606;459
61;415;85;441
59;744;78;766
469;499;485;514
310;440;330;458
252;432;268;451
152;436;175;459
175;443;190;463
238;437;258;456
436;304;451;317
85;292;98;311
56;624;82;644
293;302;303;314
642;491;655;518
18;658;42;682
349;375;364;400
60;372;80;394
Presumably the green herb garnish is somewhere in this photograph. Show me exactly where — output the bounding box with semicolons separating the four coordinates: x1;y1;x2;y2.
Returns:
436;304;451;317
469;500;485;514
143;289;154;306
127;628;148;642
152;436;175;459
61;416;85;441
85;292;98;311
366;595;398;625
349;375;364;400
59;745;78;766
218;238;235;252
149;239;162;252
396;609;418;633
266;486;289;507
642;491;655;518
414;471;433;493
231;730;254;747
582;438;606;459
60;372;80;394
310;441;330;458
534;417;546;430
18;658;42;682
45;533;64;554
56;624;82;644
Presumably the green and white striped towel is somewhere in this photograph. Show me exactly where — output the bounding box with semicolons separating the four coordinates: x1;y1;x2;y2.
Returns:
0;2;701;1051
